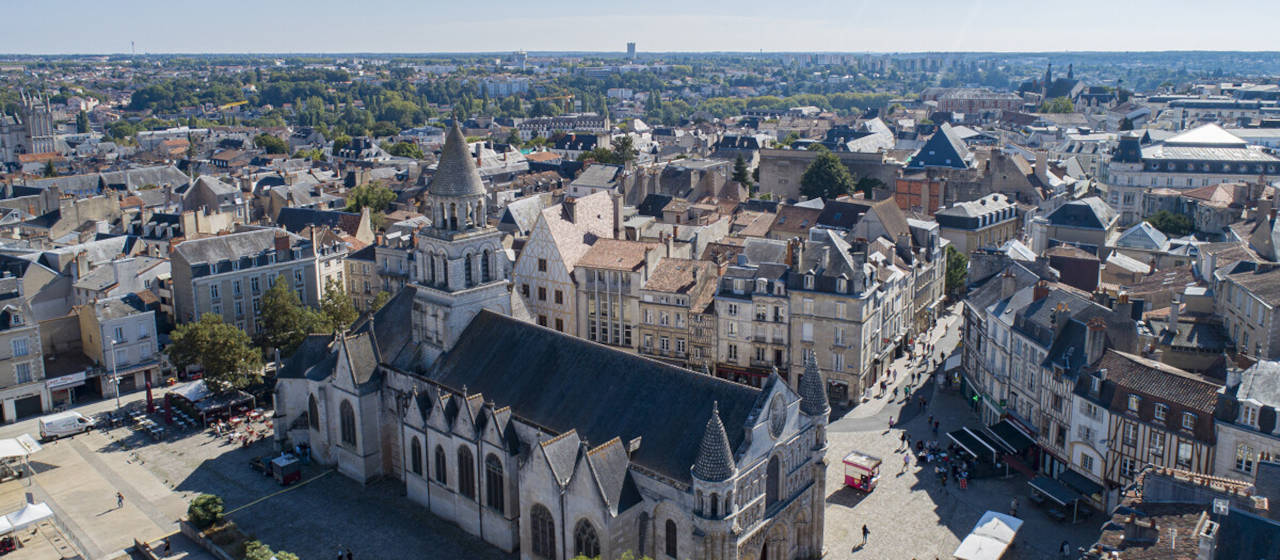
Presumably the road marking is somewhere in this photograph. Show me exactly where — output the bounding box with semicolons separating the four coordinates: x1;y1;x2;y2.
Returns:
224;469;336;516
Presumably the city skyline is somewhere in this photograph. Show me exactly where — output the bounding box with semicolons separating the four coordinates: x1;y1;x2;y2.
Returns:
4;0;1280;55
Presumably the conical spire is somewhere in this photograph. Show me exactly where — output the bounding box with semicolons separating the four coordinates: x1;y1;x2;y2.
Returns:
429;121;485;198
692;401;735;482
799;352;830;417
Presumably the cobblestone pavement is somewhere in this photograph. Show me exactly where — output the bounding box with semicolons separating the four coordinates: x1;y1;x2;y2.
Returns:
823;304;1101;559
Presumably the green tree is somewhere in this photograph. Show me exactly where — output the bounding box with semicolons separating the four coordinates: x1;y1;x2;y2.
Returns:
187;494;224;529
345;182;397;214
76;110;89;134
42;161;56;178
610;135;637;164
732;154;752;188
384;141;424;159
945;245;969;296
320;281;358;332
799;148;856;201
371;291;393;312
258;276;325;355
331;133;352;152
245;540;300;560
855;177;885;199
253;133;288;154
1147;211;1194;236
1039;96;1075;113
167;314;263;390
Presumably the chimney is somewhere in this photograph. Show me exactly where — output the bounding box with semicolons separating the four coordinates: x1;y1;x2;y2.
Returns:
1000;270;1016;300
1166;293;1181;336
1225;369;1242;392
1258;197;1274;222
1035;151;1048;182
611;192;623;240
274;232;291;254
1085;316;1107;366
1033;279;1049;301
665;231;674;257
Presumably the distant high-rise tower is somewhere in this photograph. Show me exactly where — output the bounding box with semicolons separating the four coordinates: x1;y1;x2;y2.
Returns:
627;42;636;60
515;50;527;71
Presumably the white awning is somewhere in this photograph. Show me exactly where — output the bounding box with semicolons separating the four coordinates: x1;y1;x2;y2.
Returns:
953;511;1023;560
0;434;42;459
5;502;53;531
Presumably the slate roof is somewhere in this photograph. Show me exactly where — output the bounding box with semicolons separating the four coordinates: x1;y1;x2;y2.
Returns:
276;207;362;236
571;164;623;191
173;228;300;266
499;196;547;234
798;352;830;416
906;123;974;170
1113;222;1170;251
1237;360;1280;407
1100;350;1221;414
429;122;486;198
1046;197;1116;230
431;310;763;485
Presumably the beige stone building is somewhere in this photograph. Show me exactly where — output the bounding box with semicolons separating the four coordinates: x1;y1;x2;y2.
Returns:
0;283;47;423
636;258;719;371
573;239;664;351
511;191;617;333
935;193;1020;254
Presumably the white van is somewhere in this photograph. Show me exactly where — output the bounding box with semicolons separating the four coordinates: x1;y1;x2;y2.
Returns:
38;411;94;440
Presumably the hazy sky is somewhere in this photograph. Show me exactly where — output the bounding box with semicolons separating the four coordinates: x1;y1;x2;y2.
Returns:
4;0;1279;54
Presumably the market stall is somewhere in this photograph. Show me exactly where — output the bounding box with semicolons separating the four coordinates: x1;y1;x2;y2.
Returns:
953;510;1022;560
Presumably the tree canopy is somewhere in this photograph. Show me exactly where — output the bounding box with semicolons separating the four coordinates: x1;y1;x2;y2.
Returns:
1147;211;1194;236
253;133;288;154
320;281;358;332
76;110;89;133
384;141;425;159
733;154;752;189
257;276;325;355
345;182;397;214
799;148;856;200
166;314;263;390
945;245;969;296
1039;96;1075;113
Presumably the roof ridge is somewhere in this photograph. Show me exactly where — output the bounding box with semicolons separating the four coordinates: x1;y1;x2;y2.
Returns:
539;429;578;448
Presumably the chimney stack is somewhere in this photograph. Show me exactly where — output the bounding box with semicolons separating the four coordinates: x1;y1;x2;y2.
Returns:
1085;316;1107;366
1166;292;1181;336
611;192;623;240
1000;269;1016;300
1033;279;1049;301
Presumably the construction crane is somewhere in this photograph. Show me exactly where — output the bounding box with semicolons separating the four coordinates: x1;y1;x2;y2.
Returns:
217;100;248;111
535;94;573;113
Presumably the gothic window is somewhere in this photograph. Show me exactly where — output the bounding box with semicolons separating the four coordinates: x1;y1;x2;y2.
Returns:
465;254;474;287
434;445;447;484
449;203;458;230
410;437;423;475
339;400;356;447
482;249;492;282
766;455;781;507
485;454;504;511
428;254;435;284
458;446;476;500
637;512;649;556
665;519;678;558
531;504;556;559
307;395;319;430
574;519;600;558
710;492;719;517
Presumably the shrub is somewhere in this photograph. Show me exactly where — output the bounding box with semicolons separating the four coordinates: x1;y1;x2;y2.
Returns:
188;493;224;529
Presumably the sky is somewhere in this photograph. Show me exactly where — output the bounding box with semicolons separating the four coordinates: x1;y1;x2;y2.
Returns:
4;0;1280;55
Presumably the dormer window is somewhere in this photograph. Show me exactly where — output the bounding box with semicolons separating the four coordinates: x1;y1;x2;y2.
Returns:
756;279;767;293
1153;403;1168;422
1127;394;1141;412
804;274;814;290
836;278;847;293
10;313;21;326
1242;405;1258;427
1182;412;1197;430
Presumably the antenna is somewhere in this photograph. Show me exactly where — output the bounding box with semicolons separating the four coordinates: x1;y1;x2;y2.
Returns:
131;41;135;56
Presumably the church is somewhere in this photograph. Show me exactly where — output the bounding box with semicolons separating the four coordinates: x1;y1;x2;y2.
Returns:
0;90;55;166
273;123;829;560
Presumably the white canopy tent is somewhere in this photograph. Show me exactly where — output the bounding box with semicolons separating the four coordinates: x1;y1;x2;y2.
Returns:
0;434;42;459
953;510;1023;560
4;502;53;531
0;515;12;535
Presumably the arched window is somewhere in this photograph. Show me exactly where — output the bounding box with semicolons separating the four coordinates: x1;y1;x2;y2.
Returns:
307;395;319;430
339;400;356;447
410;437;423;475
433;445;447;484
766;455;781;507
464;253;474;287
449;202;458;230
574;519;600;558
530;504;556;560
427;254;435;284
482;249;491;283
664;519;678;558
457;446;476;500
710;492;719;518
637;512;649;556
485;454;504;511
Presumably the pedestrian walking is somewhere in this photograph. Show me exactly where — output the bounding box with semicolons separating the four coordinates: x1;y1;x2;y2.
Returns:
1010;497;1019;517
932;420;940;435
337;548;345;560
928;414;934;426
116;492;124;509
889;417;895;430
902;452;911;473
960;472;969;490
162;538;171;556
1059;540;1071;558
900;432;909;450
346;550;353;560
861;524;870;546
893;387;899;400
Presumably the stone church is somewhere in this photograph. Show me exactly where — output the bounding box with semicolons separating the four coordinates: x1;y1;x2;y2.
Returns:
274;123;829;560
0;90;55;166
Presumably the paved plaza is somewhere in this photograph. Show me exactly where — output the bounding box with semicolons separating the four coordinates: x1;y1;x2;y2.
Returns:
822;304;1100;559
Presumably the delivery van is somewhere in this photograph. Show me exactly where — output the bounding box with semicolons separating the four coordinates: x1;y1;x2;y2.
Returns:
38;411;94;441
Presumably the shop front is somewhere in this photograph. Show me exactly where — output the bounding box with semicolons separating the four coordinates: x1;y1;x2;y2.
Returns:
0;382;48;424
45;371;88;409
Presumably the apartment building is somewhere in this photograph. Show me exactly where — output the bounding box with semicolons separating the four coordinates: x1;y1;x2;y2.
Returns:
0;282;47;423
170;228;347;333
714;241;792;387
1213;260;1280;359
511;192;616;333
1215;361;1280;483
77;294;161;396
936;193;1020;254
635;258;718;371
572;239;663;351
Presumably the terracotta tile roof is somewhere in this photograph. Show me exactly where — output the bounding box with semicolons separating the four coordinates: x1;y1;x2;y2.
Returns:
525;151;562;163
576;239;658;271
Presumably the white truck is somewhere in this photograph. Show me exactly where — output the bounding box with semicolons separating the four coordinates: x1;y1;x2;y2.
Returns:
37;411;94;441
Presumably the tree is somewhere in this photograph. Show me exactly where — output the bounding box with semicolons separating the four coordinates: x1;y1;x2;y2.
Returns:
320;281;358;332
245;541;300;560
799;148;856;201
384;141;424;159
345;182;397;214
253;133;288;154
42;161;56;178
855;177;885;199
258;276;325;355
1147;211;1194;236
945;245;969;296
167;314;263;390
371;291;393;312
732;154;752;188
1039;96;1074;113
331;133;352;152
76;110;89;133
187;494;224;529
1119;117;1134;131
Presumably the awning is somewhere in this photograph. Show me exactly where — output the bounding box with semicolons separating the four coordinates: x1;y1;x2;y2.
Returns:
988;420;1035;454
1059;468;1104;497
953;511;1023;560
968;429;1006;459
1028;476;1081;506
947;429;985;460
4;502;53;531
